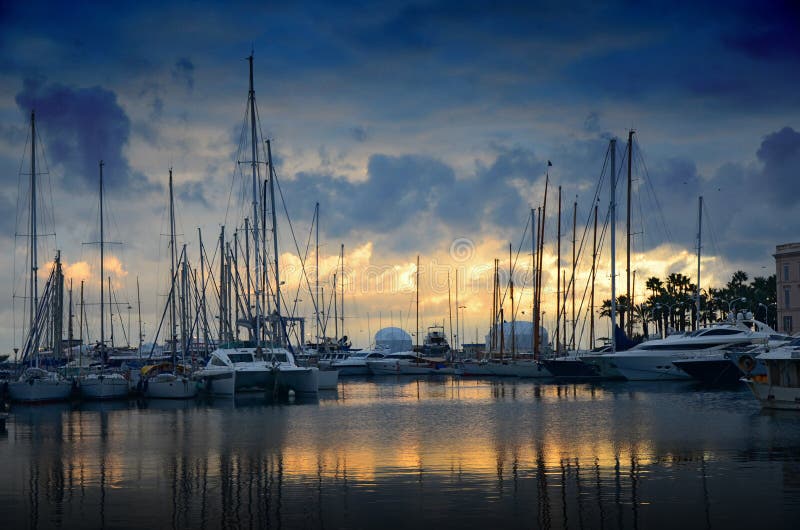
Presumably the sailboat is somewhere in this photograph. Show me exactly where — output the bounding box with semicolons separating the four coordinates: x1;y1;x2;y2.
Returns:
8;112;73;403
80;161;129;399
142;169;197;399
196;54;318;396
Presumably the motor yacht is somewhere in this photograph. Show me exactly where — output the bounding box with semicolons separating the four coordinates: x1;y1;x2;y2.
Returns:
589;321;768;381
743;338;800;410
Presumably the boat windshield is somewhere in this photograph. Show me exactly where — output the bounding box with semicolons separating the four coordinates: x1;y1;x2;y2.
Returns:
267;353;289;363
789;337;800;347
228;353;255;363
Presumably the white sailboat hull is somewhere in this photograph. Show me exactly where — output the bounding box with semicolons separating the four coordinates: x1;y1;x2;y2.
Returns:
144;374;198;399
318;369;339;390
80;374;129;400
276;367;319;394
9;379;73;403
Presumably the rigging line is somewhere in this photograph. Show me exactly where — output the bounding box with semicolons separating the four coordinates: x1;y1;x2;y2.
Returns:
270;162;321;330
634;137;675;248
288;208;317;327
222;103;252;232
702;200;725;276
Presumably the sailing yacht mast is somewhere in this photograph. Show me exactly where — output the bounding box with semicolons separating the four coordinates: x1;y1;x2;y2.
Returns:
99;161;106;359
626;130;634;335
696;196;703;327
610;139;618;352
29;112;38;333
416;255;420;351
247;54;262;348
315;202;320;346
556;185;561;354
266;139;281;347
168;169;177;367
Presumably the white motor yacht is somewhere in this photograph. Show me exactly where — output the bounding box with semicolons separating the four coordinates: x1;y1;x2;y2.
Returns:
590;321;768;381
743;338;800;410
331;348;388;375
8;368;74;403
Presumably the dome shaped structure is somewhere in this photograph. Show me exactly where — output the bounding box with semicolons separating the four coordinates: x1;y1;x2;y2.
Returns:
375;327;413;353
484;321;548;353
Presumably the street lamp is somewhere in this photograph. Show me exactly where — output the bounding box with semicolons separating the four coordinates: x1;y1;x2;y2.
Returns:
724;297;747;314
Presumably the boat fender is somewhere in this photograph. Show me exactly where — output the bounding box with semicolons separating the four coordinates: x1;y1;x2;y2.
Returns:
738;354;756;373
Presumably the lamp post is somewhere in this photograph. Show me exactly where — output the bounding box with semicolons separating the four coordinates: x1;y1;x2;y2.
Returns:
724;297;747;316
655;301;685;335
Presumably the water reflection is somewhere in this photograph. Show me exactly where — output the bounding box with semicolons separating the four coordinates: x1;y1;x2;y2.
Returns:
2;379;800;528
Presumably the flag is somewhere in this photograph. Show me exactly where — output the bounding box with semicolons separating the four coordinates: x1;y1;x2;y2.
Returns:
547;160;552;167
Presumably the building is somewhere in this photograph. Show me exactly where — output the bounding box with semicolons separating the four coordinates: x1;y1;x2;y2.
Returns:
775;243;800;334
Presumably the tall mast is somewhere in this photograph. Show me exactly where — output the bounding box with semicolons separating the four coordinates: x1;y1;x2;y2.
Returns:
244;217;251;336
531;207;537;354
29;112;38;333
198;229;208;353
535;169;549;358
416;255;420;350
455;268;459;351
247;54;262;348
448;270;453;353
108;276;114;351
218;226;226;343
79;281;84;375
591;204;598;349
315;203;319;345
610;139;618;352
571;199;577;350
68;279;74;347
626;130;634;335
181;244;188;360
234;231;240;340
266;139;281;346
169;168;177;365
334;272;339;340
137;276;143;357
556;185;561;355
510;243;516;359
340;243;345;338
696;196;703;327
99;160;105;356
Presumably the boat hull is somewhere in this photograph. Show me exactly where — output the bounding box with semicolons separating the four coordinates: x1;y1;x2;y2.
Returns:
744;378;800;410
672;358;744;385
144;375;197;399
276;367;319;394
80;375;130;400
8;379;73;403
489;361;551;378
593;354;692;381
542;358;610;380
318;369;339;390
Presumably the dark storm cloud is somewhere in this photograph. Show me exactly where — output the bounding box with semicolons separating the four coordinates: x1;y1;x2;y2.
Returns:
14;78;161;194
697;126;800;262
282;145;553;253
755;127;800;207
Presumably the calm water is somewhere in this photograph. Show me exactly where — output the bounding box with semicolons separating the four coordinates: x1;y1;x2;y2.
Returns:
2;377;800;529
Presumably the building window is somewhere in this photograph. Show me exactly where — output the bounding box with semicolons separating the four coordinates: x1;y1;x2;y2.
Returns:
785;264;790;281
784;316;793;334
785;288;791;308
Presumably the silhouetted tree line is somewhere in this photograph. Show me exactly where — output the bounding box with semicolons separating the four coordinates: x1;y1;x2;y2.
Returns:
600;271;776;339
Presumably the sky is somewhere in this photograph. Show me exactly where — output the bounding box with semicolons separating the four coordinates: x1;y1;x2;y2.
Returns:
1;0;798;354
